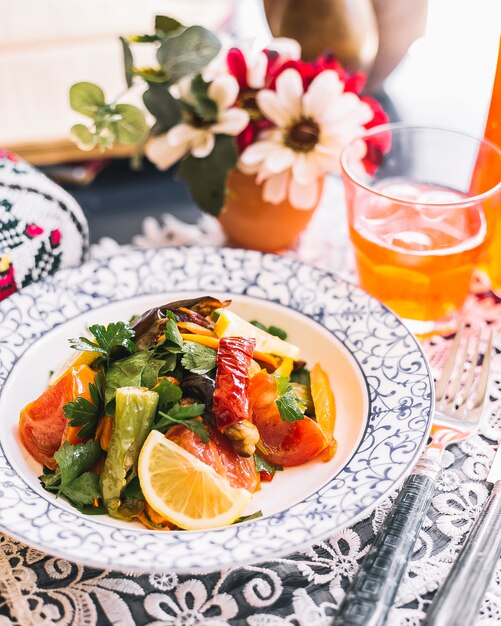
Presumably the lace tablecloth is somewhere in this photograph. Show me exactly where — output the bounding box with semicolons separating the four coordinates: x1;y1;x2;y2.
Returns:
1;179;500;626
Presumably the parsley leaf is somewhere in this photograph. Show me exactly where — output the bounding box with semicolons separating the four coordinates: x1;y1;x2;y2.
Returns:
254;454;283;474
60;472;101;507
69;321;136;366
155;402;209;442
153;378;182;412
168;403;206;419
181;342;217;374
64;372;104;439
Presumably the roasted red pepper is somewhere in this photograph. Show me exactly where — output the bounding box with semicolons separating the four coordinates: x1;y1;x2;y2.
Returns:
212;337;255;431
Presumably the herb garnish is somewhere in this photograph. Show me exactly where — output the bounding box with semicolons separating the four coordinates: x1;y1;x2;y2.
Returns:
275;376;304;423
40;441;103;513
155;402;209;442
63;370;104;439
181;342;217;374
69;321;136;367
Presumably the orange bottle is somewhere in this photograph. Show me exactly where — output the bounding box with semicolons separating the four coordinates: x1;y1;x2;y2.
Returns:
475;36;501;290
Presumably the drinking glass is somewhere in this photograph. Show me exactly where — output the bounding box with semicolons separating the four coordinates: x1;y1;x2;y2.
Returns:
340;124;501;334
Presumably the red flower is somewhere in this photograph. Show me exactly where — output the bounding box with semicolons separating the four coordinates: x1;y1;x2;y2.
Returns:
226;48;282;151
360;96;391;175
25;223;44;238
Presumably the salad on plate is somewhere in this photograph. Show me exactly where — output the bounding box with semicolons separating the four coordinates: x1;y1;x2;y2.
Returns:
18;296;337;531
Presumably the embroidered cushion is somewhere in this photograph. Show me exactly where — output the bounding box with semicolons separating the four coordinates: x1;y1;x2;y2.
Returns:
0;151;89;301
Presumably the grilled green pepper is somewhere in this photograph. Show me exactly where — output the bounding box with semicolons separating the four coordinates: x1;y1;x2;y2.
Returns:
100;386;158;519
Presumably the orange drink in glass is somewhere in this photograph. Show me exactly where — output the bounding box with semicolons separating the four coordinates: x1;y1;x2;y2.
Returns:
341;125;501;334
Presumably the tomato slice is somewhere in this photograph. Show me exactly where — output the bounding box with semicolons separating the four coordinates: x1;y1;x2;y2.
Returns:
212;337;255;431
166;424;260;493
249;370;328;467
19;365;96;469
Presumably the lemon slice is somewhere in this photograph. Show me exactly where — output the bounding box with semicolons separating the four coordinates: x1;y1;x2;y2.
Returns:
138;430;252;530
214;310;300;360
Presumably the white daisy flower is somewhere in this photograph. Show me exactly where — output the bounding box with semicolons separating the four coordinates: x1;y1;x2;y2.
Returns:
145;75;249;170
239;68;374;209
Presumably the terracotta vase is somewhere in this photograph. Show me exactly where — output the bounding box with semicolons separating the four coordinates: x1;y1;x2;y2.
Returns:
219;170;323;253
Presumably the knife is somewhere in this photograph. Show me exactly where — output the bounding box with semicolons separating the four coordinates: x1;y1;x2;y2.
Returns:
423;445;501;626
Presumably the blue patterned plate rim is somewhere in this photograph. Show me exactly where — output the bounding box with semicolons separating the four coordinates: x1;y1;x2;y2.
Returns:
0;246;434;573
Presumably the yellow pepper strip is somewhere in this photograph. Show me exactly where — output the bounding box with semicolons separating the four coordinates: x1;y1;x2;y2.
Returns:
177;321;217;337
273;357;293;378
180;333;219;348
310;363;337;461
180;334;281;369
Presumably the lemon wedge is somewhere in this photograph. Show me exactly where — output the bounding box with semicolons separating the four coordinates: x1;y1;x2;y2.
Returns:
214;310;300;360
138;430;252;530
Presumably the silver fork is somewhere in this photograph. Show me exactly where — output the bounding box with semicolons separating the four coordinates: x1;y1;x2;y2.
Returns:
333;323;493;626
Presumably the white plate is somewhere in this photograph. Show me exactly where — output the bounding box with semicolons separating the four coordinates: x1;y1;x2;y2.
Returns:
0;247;433;572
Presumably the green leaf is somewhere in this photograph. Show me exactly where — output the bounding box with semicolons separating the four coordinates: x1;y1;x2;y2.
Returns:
183;418;210;443
157;25;221;83
161;312;183;353
141;356;164;388
133;67;169;83
190;74;218;123
70;82;106;118
168;402;205;420
63;370;104;440
276;388;305;423
158;353;178;374
53;440;101;488
254;454;283;474
155;402;208;442
178;135;237;216
143;85;181;135
155;15;183;36
89;321;136;357
68;337;102;354
61;472;101;507
181;342;217;375
70;124;97;150
120;36;134;88
153;377;182;412
111;104;148;145
105;350;159;407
